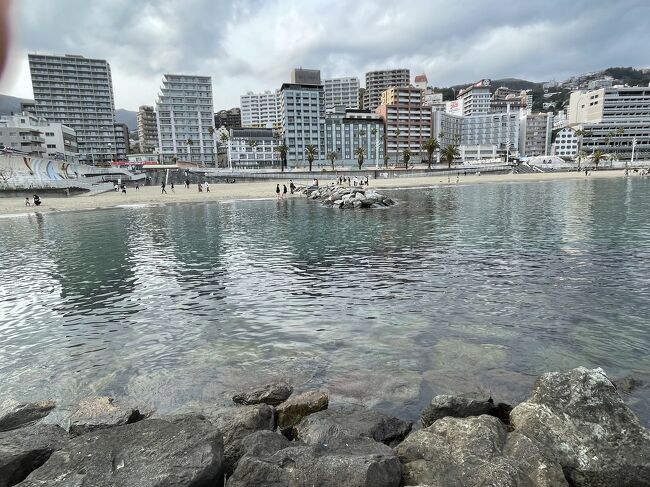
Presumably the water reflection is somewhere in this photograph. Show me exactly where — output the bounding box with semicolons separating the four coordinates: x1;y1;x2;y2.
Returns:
0;177;649;423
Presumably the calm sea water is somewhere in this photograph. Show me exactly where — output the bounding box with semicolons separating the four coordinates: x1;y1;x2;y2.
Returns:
1;177;649;423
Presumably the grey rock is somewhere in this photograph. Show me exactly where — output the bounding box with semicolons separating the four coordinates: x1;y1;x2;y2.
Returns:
0;399;56;432
395;415;567;487
383;198;395;205
227;436;400;487
352;200;363;208
510;367;650;487
177;404;275;476
420;394;495;427
68;396;151;436
276;390;328;436
18;417;224;487
0;424;68;487
232;382;293;407
613;375;644;394
294;407;412;447
239;430;292;459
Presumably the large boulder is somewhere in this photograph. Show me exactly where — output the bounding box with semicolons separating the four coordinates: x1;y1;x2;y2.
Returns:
227;437;400;487
232;382;293;407
67;396;151;436
238;430;292;459
510;367;650;487
395;415;567;486
174;404;275;476
18;417;224;487
420;393;510;427
293;407;412;447
0;400;56;432
0;424;68;487
276;390;328;436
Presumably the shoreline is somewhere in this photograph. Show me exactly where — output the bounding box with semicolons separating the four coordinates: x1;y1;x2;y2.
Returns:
0;169;634;217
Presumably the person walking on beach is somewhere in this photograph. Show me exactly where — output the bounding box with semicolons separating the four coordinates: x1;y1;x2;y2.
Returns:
283;184;287;198
205;182;210;192
25;196;30;207
289;180;295;194
276;184;281;199
121;183;127;195
170;182;175;193
135;182;139;190
161;181;167;194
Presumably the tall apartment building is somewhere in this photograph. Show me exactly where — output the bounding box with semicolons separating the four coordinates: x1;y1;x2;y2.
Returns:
376;86;432;163
457;79;492;117
279;82;325;167
0;112;77;161
323;77;360;109
364;69;410;111
432;111;463;147
114;123;129;158
240;91;280;129
214;107;241;129
137;105;158;153
568;86;650;160
321;107;384;167
155;74;216;165
28;53;121;164
519;112;553;157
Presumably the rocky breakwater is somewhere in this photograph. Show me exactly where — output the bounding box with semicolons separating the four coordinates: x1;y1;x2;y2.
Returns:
1;368;648;486
300;185;396;209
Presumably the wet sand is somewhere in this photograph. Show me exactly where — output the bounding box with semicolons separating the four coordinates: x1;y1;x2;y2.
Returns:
0;169;630;217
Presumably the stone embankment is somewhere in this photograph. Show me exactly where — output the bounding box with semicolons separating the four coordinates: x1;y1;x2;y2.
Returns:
1;368;648;486
299;184;396;209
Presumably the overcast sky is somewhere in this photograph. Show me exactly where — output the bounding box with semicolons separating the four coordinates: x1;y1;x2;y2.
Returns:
1;0;649;111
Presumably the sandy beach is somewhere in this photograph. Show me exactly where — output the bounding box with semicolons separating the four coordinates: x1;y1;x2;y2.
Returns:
0;169;631;217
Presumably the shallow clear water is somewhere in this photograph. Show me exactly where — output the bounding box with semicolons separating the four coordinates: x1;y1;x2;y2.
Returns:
1;177;649;423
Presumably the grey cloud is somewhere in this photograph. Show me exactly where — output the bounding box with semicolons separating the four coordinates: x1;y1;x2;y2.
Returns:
10;0;650;109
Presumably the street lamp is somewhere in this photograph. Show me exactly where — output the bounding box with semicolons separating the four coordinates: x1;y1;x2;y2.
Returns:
108;143;113;165
630;137;637;167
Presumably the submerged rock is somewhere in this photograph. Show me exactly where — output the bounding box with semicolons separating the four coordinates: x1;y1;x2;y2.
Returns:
227;436;400;487
613;375;645;394
0;423;68;487
293;407;412;447
232;382;293;406
276;390;329;436
510;367;650;487
0;399;56;432
68;396;151;436
18;417;224;487
395;415;567;486
420;393;511;427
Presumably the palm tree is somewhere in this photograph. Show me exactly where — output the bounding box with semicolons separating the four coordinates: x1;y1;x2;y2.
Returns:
402;148;411;167
591;150;605;169
186;138;194;159
371;127;378;167
219;132;230;169
441;144;460;169
384;154;390;168
327;151;338;171
422;137;440;170
354;147;366;170
274;143;288;172
575;150;588;171
305;144;317;172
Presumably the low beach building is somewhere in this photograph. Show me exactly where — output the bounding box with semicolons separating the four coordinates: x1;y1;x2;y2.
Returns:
0;112;77;161
226;127;280;169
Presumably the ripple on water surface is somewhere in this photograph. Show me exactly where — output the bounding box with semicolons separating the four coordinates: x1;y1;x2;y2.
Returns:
0;178;649;423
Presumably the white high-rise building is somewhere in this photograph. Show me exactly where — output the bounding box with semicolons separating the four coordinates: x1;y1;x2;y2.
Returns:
156;74;215;165
28;53;120;164
457;79;492;117
323;77;360;109
240;90;281;129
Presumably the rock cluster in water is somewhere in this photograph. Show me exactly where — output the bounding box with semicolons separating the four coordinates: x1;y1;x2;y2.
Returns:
299;185;396;209
1;368;648;486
